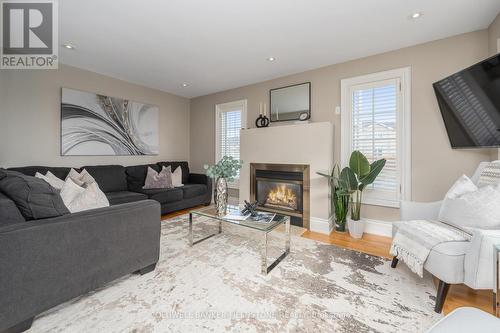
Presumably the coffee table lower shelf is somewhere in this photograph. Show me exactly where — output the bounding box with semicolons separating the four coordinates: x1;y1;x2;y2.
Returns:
188;211;291;275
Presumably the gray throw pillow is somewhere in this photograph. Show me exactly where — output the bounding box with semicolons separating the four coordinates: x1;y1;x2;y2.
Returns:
143;166;173;189
0;169;69;220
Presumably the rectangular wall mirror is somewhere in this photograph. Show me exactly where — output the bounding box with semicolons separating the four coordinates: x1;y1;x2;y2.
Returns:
270;82;311;122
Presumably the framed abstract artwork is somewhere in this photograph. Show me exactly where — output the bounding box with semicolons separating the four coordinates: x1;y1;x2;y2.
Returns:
61;88;159;156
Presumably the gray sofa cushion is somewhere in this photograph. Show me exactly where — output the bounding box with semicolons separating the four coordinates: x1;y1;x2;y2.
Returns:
0;170;69;220
83;165;128;193
182;184;208;199
8;166;73;180
125;164;160;192
0;192;25;227
140;188;183;204
106;191;148;205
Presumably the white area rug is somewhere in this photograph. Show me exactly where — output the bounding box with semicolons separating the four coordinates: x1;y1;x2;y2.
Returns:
31;214;441;332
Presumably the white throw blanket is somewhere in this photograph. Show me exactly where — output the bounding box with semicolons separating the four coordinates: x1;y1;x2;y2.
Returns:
390;220;471;277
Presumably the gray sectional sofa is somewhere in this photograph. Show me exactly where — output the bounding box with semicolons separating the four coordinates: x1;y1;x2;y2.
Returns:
7;161;212;215
0;161;211;333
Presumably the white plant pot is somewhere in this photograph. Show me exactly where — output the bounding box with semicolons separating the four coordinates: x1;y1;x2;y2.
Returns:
347;218;365;239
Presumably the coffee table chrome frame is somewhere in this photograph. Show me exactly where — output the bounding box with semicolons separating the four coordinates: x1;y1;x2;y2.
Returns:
261;217;290;275
188;212;222;246
188;212;291;275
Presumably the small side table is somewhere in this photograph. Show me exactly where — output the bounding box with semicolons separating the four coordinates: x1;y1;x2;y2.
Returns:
495;244;500;317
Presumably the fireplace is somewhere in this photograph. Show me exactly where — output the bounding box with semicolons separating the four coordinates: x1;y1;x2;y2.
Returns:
250;163;309;229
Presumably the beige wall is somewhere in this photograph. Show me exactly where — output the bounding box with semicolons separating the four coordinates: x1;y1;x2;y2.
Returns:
488;13;500;55
190;30;492;221
0;65;190;168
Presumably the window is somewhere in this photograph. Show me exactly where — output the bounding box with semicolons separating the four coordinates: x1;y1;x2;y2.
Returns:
341;68;411;208
215;99;247;188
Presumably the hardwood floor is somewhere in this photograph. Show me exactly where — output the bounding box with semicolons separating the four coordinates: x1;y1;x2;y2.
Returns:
302;229;393;259
162;208;495;316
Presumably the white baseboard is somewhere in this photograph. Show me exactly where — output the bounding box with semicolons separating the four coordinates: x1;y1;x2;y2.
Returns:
364;219;393;237
309;217;392;237
310;216;333;234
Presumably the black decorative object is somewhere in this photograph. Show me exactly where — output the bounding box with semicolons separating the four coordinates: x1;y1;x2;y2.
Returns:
255;114;270;128
241;200;259;217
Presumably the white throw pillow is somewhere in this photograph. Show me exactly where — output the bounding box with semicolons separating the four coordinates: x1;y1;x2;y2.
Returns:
443;174;478;199
66;168;95;186
35;171;65;190
477;160;500;187
60;177;86;208
439;175;500;230
172;166;183;187
60;175;109;213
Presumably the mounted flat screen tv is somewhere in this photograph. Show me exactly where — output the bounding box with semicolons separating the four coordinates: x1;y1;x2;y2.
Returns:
433;53;500;148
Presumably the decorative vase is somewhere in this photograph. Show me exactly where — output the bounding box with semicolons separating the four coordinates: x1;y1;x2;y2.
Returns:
335;218;347;232
347;218;365;239
214;177;228;216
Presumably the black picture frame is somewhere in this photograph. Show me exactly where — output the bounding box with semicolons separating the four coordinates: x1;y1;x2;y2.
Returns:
269;82;311;123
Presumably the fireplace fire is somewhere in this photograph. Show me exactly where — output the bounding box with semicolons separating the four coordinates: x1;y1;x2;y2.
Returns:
250;163;309;228
267;184;298;210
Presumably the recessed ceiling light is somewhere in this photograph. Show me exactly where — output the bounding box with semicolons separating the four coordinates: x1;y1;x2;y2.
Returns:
182;83;189;87
410;12;422;19
62;42;76;50
267;57;276;62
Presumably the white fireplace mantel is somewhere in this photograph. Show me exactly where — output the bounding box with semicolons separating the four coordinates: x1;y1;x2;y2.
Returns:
239;122;334;234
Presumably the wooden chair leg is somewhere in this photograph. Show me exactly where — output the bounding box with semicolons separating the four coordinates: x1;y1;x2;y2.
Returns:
434;280;450;313
391;256;399;268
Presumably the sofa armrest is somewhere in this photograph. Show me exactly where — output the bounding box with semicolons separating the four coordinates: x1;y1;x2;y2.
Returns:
0;200;161;330
400;200;442;221
464;228;500;290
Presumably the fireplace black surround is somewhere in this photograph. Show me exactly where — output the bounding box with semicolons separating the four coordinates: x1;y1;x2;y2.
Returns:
250;163;309;229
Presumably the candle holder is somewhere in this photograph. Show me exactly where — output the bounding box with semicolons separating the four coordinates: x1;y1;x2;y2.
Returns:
255;114;270;128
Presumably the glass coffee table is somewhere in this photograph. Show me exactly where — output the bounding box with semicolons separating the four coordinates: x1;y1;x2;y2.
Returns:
189;206;291;275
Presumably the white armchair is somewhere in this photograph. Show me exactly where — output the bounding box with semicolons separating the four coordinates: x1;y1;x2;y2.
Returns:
392;162;500;313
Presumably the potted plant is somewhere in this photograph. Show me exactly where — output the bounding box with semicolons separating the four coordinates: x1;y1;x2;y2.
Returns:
339;151;386;239
204;156;243;216
317;164;350;232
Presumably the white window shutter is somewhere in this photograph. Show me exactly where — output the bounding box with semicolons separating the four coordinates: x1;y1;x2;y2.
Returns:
351;79;398;197
341;68;411;208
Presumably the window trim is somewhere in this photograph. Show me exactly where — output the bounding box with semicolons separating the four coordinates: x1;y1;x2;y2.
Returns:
215;99;247;189
340;67;411;208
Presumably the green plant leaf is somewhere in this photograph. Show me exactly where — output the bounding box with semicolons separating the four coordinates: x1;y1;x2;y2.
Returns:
359;159;386;187
349;151;370;177
339;167;358;192
316;171;333;179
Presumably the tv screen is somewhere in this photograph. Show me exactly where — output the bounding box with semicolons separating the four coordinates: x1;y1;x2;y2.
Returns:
433;53;500;148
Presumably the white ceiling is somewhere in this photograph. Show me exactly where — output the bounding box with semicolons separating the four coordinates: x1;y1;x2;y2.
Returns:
59;0;500;98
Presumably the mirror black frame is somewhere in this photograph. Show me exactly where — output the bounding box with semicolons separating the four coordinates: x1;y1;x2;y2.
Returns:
269;82;311;123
